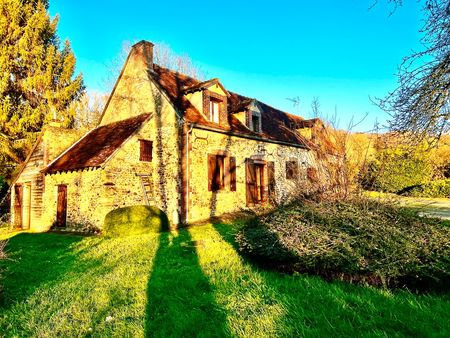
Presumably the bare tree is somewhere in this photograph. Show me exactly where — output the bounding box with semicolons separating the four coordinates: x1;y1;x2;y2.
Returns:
378;0;450;145
311;96;321;117
103;41;206;91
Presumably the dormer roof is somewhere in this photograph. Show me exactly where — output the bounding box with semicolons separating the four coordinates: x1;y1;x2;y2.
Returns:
183;78;230;97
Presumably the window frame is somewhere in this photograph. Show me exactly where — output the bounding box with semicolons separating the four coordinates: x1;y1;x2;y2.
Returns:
286;160;299;180
251;114;261;133
209;98;221;124
208;154;236;192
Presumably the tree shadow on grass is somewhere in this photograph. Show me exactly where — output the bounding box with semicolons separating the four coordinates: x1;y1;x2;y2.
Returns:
0;233;84;308
145;228;229;337
209;220;450;337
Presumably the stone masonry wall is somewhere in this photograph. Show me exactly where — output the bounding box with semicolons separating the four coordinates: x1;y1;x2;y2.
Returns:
187;128;315;222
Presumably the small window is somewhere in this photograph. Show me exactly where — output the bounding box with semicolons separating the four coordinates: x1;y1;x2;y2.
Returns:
307;167;318;183
251;114;260;133
286;161;298;180
140;140;153;162
209;98;220;123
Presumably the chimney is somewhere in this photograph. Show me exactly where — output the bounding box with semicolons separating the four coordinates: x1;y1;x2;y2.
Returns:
132;40;154;71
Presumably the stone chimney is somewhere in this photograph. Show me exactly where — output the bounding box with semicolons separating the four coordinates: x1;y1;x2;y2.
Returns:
132;40;154;71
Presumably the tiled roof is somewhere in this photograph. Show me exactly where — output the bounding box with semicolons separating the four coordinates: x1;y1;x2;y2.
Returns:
44;114;151;173
152;65;312;148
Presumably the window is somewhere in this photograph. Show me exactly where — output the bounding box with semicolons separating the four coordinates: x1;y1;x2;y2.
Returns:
209;98;220;123
251;114;260;133
140;140;153;162
208;154;236;191
307;167;318;183
286;161;298;180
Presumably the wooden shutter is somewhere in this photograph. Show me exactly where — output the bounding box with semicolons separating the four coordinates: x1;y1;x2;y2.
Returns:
286;161;298;179
140;140;153;161
246;159;257;205
230;157;236;191
307;167;318;183
208;154;216;191
267;161;275;201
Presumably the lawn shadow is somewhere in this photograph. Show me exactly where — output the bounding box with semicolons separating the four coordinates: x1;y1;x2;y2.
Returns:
209;220;450;336
0;233;84;308
145;228;229;337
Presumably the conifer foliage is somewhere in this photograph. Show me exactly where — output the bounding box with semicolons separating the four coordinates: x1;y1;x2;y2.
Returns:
0;0;84;176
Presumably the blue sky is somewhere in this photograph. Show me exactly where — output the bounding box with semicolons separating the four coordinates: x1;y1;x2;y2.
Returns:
49;0;424;131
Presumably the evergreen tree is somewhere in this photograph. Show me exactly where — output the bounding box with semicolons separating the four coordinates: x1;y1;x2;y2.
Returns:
0;0;84;177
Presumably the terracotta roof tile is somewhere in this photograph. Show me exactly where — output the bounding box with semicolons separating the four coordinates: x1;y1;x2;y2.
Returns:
45;113;151;173
152;65;312;148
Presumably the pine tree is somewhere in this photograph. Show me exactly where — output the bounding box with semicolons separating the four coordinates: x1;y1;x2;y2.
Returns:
0;0;84;177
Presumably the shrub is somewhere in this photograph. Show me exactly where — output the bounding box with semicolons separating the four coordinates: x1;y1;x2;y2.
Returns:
103;205;169;237
236;198;450;290
400;179;450;198
361;149;432;193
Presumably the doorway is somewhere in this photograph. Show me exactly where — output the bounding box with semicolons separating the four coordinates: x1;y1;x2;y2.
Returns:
14;185;23;229
56;185;67;227
246;159;265;206
22;183;31;230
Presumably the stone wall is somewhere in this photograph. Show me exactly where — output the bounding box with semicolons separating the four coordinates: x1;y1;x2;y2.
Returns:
41;102;182;231
11;126;82;231
187;127;315;222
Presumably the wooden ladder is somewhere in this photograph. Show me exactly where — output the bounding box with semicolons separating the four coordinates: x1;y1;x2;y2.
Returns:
138;175;153;206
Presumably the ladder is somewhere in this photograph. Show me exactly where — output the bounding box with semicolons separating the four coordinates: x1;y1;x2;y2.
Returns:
138;174;153;206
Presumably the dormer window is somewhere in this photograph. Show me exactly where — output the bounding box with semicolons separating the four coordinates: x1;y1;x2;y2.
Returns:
251;114;260;133
209;98;220;123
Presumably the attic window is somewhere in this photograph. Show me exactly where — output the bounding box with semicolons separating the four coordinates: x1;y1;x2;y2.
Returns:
251;114;260;133
209;98;220;123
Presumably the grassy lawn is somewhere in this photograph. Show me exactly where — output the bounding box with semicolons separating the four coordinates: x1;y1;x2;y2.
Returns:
366;190;450;220
1;222;449;337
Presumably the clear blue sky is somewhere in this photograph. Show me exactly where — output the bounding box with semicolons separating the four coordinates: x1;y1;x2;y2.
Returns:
49;0;424;131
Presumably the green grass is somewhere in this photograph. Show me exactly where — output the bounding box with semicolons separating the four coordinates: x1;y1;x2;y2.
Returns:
1;222;449;336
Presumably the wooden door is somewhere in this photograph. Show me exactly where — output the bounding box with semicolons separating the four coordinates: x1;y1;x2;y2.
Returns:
22;183;31;230
56;185;67;227
246;160;265;205
14;185;22;229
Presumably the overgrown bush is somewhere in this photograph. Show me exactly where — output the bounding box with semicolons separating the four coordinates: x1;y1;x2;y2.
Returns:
103;205;169;237
400;179;450;198
236;198;450;290
361;149;432;193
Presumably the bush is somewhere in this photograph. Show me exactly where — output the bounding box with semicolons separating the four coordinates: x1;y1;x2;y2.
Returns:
361;149;432;193
400;179;450;198
103;205;169;237
236;198;450;290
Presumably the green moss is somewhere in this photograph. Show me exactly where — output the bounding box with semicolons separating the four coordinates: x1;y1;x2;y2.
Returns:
103;205;169;237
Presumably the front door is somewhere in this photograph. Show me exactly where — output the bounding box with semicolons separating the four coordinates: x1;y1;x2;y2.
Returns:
22;183;31;230
246;159;265;206
14;185;23;229
56;185;67;227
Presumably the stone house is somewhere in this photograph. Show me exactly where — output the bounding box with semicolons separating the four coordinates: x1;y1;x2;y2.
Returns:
11;40;324;231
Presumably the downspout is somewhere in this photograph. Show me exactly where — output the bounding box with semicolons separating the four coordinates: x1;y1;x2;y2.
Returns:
185;123;194;224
